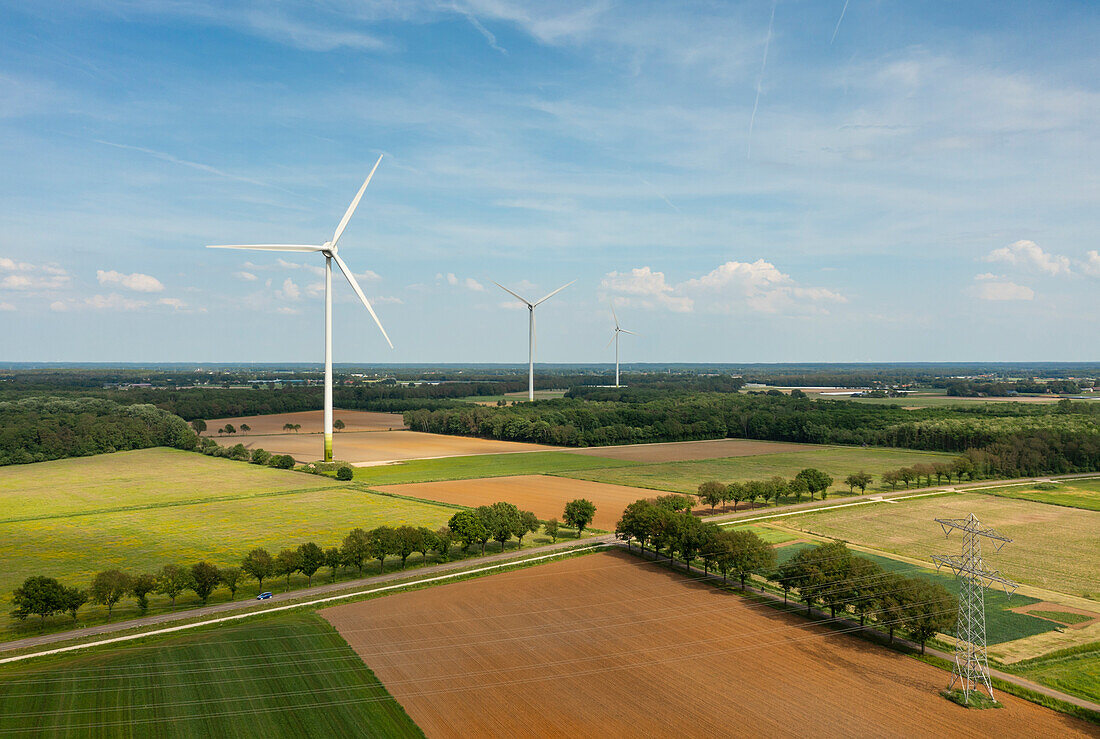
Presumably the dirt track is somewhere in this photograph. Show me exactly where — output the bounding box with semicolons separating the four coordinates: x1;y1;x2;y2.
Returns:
206;409;406;435
377;475;679;530
565;438;816;462
322;551;1095;738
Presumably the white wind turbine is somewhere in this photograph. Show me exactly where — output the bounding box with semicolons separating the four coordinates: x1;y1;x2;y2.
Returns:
494;280;574;401
606;302;637;387
207;155;392;463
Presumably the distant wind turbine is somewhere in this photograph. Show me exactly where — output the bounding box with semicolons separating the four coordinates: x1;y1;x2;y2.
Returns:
495;280;574;401
606;303;637;387
207;155;393;463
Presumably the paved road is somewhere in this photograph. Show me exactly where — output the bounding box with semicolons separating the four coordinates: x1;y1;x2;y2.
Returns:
0;535;614;656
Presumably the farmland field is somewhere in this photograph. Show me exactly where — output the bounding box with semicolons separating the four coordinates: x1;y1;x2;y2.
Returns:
0;448;335;522
977;478;1100;512
0;613;422;737
377;474;672;531
321;550;1093;737
352;450;636;486
218;429;556;464
562;446;959;495
1011;649;1100;704
774;493;1100;598
564;438;817;462
207;409;406;435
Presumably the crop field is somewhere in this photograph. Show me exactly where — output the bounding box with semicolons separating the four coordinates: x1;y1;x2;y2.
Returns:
0;483;456;632
352;450;636;486
562;446;959;495
321;550;1093;737
218;429;556;464
0;613;422;737
775;493;1100;598
206;409;407;435
565;438;818;462
376;474;675;531
977;478;1100;512
1011;649;1100;704
0;448;335;522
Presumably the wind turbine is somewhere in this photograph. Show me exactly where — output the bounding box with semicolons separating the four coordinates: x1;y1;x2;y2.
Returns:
207;155;392;463
606;302;636;387
494;280;574;401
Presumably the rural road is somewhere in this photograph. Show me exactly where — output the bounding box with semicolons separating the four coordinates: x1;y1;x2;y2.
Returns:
0;534;614;657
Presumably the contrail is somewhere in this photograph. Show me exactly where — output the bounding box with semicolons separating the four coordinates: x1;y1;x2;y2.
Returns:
830;0;850;44
747;1;777;160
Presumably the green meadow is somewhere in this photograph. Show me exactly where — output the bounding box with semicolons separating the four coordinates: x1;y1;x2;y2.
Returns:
976;478;1100;512
351;450;636;486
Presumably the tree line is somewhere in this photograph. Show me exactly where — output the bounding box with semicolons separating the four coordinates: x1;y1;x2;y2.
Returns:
11;498;598;628
694;468;837;513
615;499;957;653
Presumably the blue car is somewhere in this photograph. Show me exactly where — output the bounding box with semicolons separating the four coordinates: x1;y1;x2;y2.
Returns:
256;592;273;600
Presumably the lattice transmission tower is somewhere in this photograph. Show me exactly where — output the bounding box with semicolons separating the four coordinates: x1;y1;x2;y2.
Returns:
931;513;1018;702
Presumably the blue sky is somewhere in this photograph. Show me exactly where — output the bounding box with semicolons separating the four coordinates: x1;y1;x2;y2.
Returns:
1;1;1097;363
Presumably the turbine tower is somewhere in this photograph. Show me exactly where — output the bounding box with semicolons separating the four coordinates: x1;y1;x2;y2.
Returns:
606;302;636;387
494;280;574;401
207;155;393;463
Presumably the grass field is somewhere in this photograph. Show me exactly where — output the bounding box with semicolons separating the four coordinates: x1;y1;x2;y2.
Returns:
321;550;1093;736
351;450;636;486
774;492;1100;598
0;612;422;737
774;543;1056;645
977;478;1100;512
1031;610;1095;626
1010;648;1100;704
561;446;959;495
0;448;336;522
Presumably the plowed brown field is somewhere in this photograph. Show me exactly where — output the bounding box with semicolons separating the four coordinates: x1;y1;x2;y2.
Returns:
322;551;1094;738
564;438;816;462
206;409;406;435
376;475;685;530
218;430;555;464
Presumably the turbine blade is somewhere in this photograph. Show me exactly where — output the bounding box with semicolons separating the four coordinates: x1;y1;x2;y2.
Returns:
605;333;615;348
332;252;393;349
206;244;324;252
610;301;619;329
620;329;638;336
493;281;532;306
534;280;575;306
331;154;383;248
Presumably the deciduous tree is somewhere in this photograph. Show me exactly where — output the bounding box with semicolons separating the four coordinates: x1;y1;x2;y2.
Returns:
297;542;324;585
274;548;301;591
189;562;220;605
543;518;560;543
323;547;343;582
90;569;132;620
368;526;397;573
156;564;191;607
241;549;274;591
341;529;370;575
697;481;726;513
130;573;158;614
11;576;66;623
61;586;88;622
515;510;540;548
564;498;597;537
219;566;243;599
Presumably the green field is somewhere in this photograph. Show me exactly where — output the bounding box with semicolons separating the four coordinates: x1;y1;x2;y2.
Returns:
773;492;1100;598
977;478;1100;512
0;448;336;522
560;447;958;496
1029;610;1094;626
773;543;1055;645
1009;647;1100;704
351;450;636;486
0;612;422;737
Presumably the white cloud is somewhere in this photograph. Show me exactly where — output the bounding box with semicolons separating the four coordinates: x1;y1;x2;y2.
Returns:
974;272;1000;281
235;271;258;281
600;266;693;312
1082;250;1100;277
49;301;67;312
437;272;486;292
96;270;165;293
974;281;1034;301
986;240;1071;276
0;302;14;311
276;306;300;315
0;258;33;271
85;293;148;311
0;259;69;290
278;278;300;301
158;298;188;310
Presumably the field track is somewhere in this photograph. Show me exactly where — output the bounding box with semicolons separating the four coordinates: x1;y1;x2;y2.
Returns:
376;475;676;530
322;550;1093;737
565;438;816;462
207;409;406;434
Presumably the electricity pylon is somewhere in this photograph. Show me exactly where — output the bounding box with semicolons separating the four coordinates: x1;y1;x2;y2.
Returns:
932;513;1018;703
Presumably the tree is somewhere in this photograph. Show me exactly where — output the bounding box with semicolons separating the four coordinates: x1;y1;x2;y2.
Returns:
90;569;132;620
515;510;540;548
270;454;295;469
743;480;766;510
449;509;488;553
882;470;899;490
487;502;522;553
727;482;749;510
334;419;346;431
189;561;221;605
844;473;861;494
324;547;343;582
250;448;272;465
952;456;975;481
767;476;787;507
655;494;693;513
789;477;809;503
697;481;726;513
274;548;301;591
292;423;301;433
795;468;833;500
415;527;437;560
898;467;915;489
874;572;910;643
901;579;958;654
130;573;158;615
219;566;243;599
853;470;873;494
676;517;716;572
241;548;274;592
156;564;191;607
297;542;325;585
543;518;560;543
713;529;776;590
392;526;420;569
224;424;236;435
61;586;88;622
10;576;66;623
336;465;353;481
846;557;886;627
283;423;294;432
341;528;371;575
190;419;207;435
240;423;251;433
472;507;496;554
616;499;659;550
434;526;454;560
564;498;597;537
368;526;397;573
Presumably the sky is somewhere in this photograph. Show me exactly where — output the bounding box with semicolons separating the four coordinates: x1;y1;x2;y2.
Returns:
0;0;1097;364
